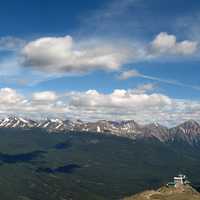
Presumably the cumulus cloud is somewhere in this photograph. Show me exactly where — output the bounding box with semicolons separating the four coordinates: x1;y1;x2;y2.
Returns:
150;32;198;56
32;91;58;102
0;88;25;104
66;90;200;125
70;89;171;108
0;32;197;87
0;88;65;118
21;35;131;73
19;32;198;76
0;87;199;126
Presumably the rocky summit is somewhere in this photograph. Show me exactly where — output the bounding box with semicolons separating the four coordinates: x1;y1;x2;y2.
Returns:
123;185;200;200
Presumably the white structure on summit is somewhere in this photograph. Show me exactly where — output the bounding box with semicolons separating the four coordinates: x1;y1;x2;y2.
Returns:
167;174;190;187
174;174;187;185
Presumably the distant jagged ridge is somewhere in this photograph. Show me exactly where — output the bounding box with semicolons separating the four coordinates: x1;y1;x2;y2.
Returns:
1;117;200;145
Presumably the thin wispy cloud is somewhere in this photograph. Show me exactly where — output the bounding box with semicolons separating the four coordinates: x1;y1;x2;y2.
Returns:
80;0;140;35
0;36;26;51
118;69;200;91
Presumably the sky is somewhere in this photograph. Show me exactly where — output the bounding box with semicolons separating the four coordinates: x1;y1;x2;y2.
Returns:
0;0;200;126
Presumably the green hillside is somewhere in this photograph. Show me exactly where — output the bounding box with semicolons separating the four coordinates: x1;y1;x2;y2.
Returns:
0;128;199;199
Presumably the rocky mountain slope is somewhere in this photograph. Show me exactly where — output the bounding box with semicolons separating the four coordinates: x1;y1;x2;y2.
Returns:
123;185;200;200
1;117;200;145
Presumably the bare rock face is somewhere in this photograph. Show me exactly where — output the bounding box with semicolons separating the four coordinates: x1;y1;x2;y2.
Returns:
123;185;200;200
138;123;171;142
170;120;200;145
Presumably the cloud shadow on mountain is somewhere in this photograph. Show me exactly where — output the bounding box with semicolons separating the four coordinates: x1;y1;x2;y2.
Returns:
53;140;72;150
0;150;46;164
36;164;80;174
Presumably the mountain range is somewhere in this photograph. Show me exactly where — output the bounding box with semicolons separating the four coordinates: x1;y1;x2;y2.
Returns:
0;117;200;145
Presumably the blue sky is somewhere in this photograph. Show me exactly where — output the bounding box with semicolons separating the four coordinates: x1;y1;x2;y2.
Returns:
0;0;199;125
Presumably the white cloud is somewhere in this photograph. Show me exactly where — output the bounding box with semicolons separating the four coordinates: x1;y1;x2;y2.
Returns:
67;90;200;126
151;32;198;55
32;91;58;102
60;89;200;125
20;32;198;76
0;87;199;126
69;89;172;109
21;35;130;73
0;88;24;104
0;32;197;87
117;69;141;80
